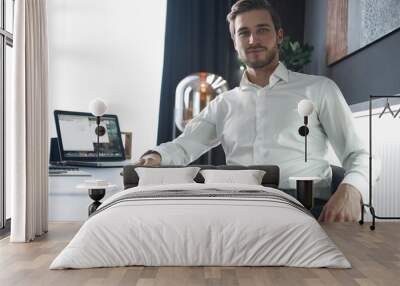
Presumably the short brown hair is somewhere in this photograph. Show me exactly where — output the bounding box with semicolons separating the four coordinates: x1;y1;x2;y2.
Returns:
227;0;282;38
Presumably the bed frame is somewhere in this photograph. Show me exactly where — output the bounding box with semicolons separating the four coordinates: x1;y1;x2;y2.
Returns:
122;165;280;189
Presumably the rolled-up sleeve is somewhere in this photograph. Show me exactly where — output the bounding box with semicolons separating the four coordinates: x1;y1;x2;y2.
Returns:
317;79;381;203
152;96;221;166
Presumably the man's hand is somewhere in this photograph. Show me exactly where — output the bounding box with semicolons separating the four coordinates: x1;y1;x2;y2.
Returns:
136;153;161;166
318;183;362;223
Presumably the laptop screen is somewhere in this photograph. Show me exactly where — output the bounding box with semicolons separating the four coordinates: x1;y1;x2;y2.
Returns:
54;110;125;161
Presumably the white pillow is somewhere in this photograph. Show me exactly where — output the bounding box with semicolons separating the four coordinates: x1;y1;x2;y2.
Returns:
135;167;201;186
200;169;266;185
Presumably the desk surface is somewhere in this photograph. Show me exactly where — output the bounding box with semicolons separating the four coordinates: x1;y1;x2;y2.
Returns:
49;170;91;176
48;167;124;221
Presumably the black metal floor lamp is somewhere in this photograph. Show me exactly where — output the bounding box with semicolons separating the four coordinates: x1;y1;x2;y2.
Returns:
359;94;400;230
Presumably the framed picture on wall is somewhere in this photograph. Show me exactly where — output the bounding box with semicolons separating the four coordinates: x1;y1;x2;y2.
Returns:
121;132;132;160
326;0;400;65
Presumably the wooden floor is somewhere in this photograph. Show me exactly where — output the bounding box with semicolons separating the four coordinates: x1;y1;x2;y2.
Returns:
0;222;399;286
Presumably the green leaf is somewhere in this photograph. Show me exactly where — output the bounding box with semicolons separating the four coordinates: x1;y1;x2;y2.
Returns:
280;36;314;72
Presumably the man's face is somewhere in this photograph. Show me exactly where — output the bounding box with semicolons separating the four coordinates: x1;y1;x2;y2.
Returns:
233;9;283;69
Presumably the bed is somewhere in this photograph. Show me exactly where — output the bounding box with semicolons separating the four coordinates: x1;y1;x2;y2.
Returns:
49;165;350;269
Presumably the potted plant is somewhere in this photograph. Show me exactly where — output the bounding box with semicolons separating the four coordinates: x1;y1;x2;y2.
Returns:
279;36;313;72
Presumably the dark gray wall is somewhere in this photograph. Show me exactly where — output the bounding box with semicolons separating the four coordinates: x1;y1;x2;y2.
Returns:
269;0;305;43
303;0;329;76
304;0;400;105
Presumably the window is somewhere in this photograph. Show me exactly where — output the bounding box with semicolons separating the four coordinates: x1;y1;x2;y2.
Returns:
1;0;14;233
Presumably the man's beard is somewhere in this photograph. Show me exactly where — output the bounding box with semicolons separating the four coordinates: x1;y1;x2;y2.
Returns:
240;45;278;69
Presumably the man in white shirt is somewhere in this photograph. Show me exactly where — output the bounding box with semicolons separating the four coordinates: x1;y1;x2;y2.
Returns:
138;0;379;223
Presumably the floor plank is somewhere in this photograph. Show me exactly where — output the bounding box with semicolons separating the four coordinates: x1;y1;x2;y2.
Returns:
0;222;399;286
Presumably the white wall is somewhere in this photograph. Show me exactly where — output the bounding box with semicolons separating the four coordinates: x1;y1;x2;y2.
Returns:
47;0;166;160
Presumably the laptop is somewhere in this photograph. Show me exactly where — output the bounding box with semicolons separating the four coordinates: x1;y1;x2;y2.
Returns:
54;110;130;167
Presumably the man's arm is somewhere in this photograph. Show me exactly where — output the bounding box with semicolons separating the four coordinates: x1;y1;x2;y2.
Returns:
136;96;222;166
316;79;380;222
318;183;361;222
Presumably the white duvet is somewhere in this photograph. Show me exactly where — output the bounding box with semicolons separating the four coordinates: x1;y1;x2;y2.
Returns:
50;183;351;269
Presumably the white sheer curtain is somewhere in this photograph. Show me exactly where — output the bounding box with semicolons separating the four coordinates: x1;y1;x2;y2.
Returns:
10;0;49;242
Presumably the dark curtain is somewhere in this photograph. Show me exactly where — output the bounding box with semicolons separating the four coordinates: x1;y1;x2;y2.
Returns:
157;0;239;165
157;0;305;165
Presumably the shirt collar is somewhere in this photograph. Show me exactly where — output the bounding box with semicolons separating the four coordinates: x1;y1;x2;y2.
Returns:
240;61;289;91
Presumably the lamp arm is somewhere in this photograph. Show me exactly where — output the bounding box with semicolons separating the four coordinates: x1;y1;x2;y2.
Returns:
97;116;100;162
304;116;307;162
305;131;307;162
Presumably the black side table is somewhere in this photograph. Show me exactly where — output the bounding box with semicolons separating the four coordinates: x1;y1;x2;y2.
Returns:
77;182;116;216
289;177;321;210
88;188;106;215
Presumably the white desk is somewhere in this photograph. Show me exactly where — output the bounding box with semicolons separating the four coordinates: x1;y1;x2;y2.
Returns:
48;167;125;222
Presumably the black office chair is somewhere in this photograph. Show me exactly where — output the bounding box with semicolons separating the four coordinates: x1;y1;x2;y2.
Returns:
330;165;345;194
308;165;345;217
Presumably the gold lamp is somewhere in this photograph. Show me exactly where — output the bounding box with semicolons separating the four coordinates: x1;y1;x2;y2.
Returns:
174;72;228;133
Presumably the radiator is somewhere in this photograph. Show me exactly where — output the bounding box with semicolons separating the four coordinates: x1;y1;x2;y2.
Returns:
353;109;400;220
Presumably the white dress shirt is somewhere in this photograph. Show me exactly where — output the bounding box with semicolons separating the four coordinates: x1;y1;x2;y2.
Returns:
153;62;379;201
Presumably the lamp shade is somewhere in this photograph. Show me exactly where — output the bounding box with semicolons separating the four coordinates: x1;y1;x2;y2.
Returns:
174;72;228;132
89;98;107;117
297;99;314;116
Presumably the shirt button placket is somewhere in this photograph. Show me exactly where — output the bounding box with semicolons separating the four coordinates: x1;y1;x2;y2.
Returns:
254;89;264;164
